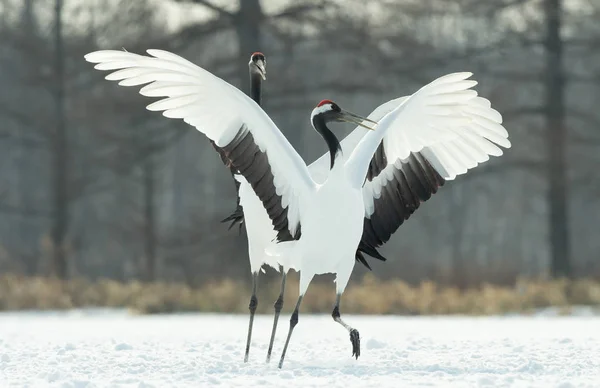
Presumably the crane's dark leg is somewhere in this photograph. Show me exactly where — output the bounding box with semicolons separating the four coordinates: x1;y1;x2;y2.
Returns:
266;271;286;363
244;272;259;363
332;293;360;359
278;295;303;369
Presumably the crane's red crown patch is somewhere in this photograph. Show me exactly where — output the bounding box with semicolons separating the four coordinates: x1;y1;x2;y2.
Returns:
317;99;334;107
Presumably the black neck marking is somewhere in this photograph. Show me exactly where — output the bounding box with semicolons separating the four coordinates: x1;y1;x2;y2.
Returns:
250;71;262;105
312;115;342;170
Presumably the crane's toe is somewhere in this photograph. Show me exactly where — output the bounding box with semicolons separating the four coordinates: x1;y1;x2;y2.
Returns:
349;328;360;359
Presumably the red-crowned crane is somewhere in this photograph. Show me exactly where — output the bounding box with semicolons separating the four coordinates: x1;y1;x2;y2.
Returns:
84;49;510;368
215;51;274;363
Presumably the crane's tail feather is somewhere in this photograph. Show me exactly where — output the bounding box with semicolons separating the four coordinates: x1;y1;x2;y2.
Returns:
265;241;300;271
355;242;386;271
221;205;245;232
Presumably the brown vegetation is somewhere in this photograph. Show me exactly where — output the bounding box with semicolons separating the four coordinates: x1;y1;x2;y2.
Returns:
1;273;598;315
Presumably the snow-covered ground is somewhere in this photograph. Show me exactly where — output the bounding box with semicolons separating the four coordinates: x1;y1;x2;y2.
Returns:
0;310;599;387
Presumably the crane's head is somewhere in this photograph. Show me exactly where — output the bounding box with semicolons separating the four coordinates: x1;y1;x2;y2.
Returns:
311;100;377;130
249;52;266;80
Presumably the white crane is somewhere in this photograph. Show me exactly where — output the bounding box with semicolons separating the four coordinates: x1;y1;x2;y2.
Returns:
214;51;275;363
84;49;510;368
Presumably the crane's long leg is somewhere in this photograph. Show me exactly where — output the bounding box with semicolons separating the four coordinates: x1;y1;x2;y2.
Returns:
266;271;286;363
332;293;360;359
244;272;259;363
278;295;303;369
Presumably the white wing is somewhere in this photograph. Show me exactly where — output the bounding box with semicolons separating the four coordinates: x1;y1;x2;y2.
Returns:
85;49;315;240
347;72;510;252
347;72;510;186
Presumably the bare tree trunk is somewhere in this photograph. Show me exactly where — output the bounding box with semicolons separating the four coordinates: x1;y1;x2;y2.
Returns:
17;0;38;274
234;0;263;91
450;186;468;289
21;0;36;33
51;0;69;279
544;0;571;277
142;157;157;281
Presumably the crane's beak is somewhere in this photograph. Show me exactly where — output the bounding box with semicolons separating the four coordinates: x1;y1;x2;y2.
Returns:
339;109;378;130
255;59;266;80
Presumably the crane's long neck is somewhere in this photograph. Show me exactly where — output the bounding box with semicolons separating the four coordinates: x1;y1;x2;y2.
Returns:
250;71;262;105
312;116;342;170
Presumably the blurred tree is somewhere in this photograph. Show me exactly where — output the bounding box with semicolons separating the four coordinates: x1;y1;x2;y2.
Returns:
99;112;187;281
543;0;569;277
0;0;180;278
173;0;329;86
51;0;69;278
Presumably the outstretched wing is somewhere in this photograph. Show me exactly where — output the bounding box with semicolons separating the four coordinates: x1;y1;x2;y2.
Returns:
347;73;510;252
85;49;315;241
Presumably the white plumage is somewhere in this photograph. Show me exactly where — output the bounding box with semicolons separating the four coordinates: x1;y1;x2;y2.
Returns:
235;173;279;273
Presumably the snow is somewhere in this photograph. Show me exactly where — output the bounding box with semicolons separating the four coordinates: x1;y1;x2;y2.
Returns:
0;310;599;387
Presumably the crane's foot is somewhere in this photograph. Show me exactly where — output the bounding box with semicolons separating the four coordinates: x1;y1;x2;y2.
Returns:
332;294;360;360
350;328;360;359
